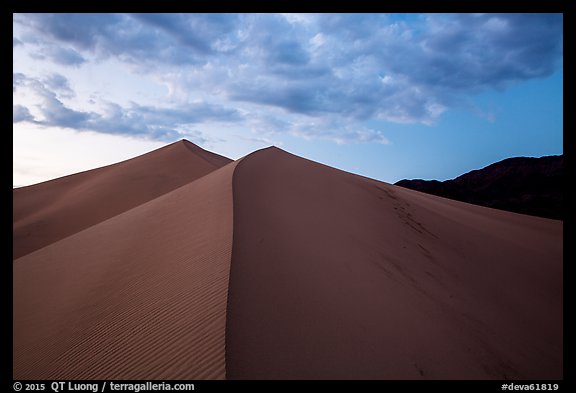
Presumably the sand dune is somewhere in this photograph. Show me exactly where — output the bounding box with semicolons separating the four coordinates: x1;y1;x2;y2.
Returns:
14;160;237;379
13;140;230;260
226;147;562;379
13;141;562;380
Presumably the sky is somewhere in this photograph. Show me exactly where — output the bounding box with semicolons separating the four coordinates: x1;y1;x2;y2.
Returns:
13;13;563;187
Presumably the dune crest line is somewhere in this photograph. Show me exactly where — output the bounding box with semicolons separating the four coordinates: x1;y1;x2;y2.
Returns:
13;141;562;380
225;146;562;379
14;157;238;380
13;140;231;260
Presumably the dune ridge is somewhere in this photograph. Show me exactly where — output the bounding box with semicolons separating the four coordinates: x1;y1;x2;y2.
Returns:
14;160;237;379
226;147;562;379
13;141;562;380
13;140;230;260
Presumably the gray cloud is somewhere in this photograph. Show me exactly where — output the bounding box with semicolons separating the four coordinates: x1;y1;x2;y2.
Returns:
13;72;27;91
13;13;563;144
42;73;75;98
231;82;327;115
269;41;310;66
225;13;562;126
17;13;122;50
228;13;562;122
17;13;242;68
46;47;86;66
14;73;89;126
382;13;563;91
32;82;92;127
90;102;243;140
13;105;35;123
28;46;86;66
132;13;240;55
13;73;243;141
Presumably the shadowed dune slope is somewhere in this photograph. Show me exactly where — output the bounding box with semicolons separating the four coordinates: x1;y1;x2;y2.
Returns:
13;140;231;259
14;161;237;380
226;147;562;379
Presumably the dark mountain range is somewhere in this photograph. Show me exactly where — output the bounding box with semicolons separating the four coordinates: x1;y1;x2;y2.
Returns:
395;155;563;220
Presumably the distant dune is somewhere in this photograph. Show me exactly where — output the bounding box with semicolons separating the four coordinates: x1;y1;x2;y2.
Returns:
13;140;562;380
13;140;231;260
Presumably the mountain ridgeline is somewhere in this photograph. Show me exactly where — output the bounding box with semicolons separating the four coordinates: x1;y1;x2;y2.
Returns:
395;155;563;220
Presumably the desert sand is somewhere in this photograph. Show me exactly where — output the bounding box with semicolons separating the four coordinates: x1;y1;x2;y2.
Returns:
13;141;562;380
227;147;562;379
14;142;235;379
13;140;230;260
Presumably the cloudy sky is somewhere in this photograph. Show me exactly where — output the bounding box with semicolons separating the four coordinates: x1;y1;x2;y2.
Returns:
13;13;563;187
